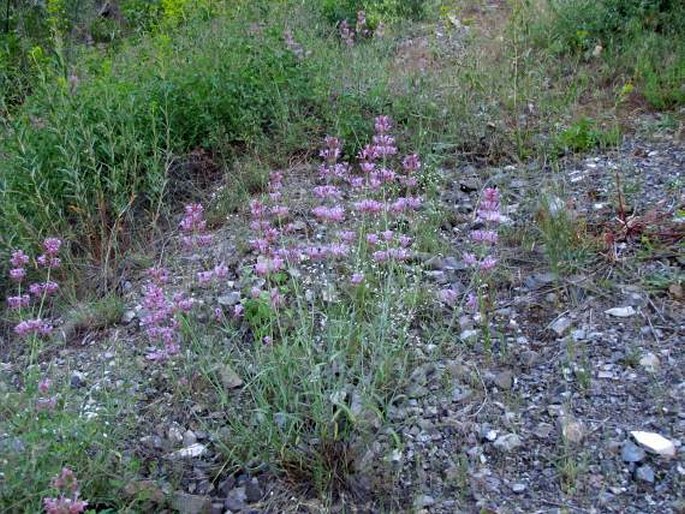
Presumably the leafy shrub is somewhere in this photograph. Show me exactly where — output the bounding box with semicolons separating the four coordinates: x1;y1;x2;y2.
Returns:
553;117;620;154
527;0;685;109
319;0;429;25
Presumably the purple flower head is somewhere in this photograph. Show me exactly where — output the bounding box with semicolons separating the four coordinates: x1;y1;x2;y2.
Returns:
254;256;284;276
147;267;169;284
313;185;342;200
9;267;26;282
371;167;396;183
381;230;394;242
348;176;365;188
326;243;350;258
476;187;502;223
36;396;57;412
43;495;88;514
402;154;421;173
353;199;383;215
463;252;477;266
320;136;342;163
374;115;392;135
466;292;478;311
52;468;79;493
339;19;354;46
350;273;364;285
312;205;345;223
372;250;389;262
398;235;413;247
371;134;397;157
270;205;290;219
197;271;214;285
366;233;379;245
214;262;229;279
37;255;61;268
471;230;498;244
269;288;283;308
43;238;62;256
479;256;498;272
269;171;284;190
179;204;206;233
359;161;375;174
250;200;265;219
358;144;379;163
38;377;52;394
174;294;194;313
7;294;30;310
10;250;30;268
29;281;60;297
338;230;356;243
439;288;459;306
233;304;244;318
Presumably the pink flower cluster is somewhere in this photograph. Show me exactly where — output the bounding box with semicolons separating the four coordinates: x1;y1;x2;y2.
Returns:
141;267;194;361
43;467;88;514
180;203;213;249
7;238;63;338
36;377;57;411
463;188;502;273
245;171;294;311
440;188;504;309
283;29;308;60
339;11;372;46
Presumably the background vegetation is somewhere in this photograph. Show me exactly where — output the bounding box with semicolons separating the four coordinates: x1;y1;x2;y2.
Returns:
0;1;683;509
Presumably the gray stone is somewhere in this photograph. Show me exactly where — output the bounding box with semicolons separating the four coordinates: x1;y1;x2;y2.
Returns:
519;350;540;368
121;310;137;324
217;292;241;307
218;365;244;390
224;486;247;511
534;423;554;439
511;483;526;493
245;478;263;503
493;433;522;452
140;435;164;449
639;353;660;373
493;370;514;390
635;465;655;484
171;493;212;514
550;317;573;337
70;371;86;389
183;430;198;447
168;425;184;444
459;329;480;342
560;418;585;444
621;441;646;463
414;494;436;508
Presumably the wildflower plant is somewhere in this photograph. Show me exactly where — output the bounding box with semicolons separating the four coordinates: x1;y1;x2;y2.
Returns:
42;467;88;514
440;187;506;349
5;238;64;365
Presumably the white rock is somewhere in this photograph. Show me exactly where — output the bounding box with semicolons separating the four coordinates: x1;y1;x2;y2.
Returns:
639;352;660;372
168;443;208;459
631;431;676;457
604;306;636;317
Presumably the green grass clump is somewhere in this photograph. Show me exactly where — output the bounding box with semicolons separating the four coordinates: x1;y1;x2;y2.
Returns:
526;0;685;109
553;117;620;154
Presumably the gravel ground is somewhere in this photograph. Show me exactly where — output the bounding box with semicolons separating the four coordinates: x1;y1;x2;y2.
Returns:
5;119;679;514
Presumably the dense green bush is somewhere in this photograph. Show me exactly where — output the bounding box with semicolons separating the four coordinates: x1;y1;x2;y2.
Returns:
319;0;430;25
0;5;322;263
528;0;685;109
